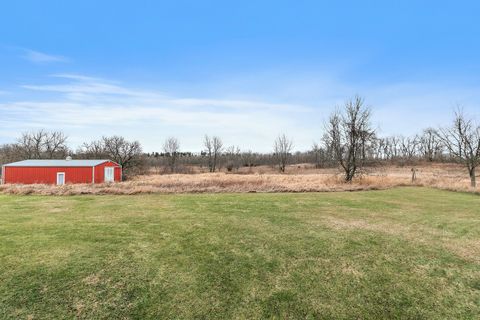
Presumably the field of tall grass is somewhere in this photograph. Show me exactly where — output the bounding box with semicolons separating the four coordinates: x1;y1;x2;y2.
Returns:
0;163;477;195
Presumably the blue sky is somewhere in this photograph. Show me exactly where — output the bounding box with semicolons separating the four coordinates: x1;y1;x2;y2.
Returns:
1;1;479;152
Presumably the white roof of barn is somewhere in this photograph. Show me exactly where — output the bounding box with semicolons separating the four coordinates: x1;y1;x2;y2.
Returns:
3;159;113;167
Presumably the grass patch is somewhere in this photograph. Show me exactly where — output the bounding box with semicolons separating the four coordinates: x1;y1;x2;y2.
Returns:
0;187;479;319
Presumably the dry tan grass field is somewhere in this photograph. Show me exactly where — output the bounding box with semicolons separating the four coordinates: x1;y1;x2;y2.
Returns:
1;163;478;195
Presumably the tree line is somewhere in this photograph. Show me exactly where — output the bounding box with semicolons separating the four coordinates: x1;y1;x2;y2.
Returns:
0;133;143;177
1;96;479;186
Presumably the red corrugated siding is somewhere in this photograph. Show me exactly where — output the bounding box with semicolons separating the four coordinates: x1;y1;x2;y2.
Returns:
4;166;93;184
3;161;122;185
94;161;122;183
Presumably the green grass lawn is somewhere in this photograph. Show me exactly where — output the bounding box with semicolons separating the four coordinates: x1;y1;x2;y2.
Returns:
0;187;479;319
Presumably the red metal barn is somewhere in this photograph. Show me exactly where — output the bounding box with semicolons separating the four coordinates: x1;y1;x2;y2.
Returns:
1;159;122;185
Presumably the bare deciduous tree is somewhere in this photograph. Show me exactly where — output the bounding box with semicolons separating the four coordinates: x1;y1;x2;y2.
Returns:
388;136;401;159
373;137;387;160
438;109;480;187
163;137;180;173
225;145;241;172
311;142;324;168
324;96;374;182
78;136;143;174
16;130;69;159
273;134;293;172
203;135;223;172
241;150;256;168
400;135;420;161
102;136;143;172
419;128;442;162
78;140;106;159
17;130;45;159
0;144;23;166
45;131;69;159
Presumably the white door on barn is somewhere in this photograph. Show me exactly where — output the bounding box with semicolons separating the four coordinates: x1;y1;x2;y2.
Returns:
57;172;65;186
104;167;114;182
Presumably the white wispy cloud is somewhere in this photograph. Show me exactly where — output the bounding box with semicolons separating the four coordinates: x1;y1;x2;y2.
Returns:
22;49;69;64
1;73;479;151
1;74;315;151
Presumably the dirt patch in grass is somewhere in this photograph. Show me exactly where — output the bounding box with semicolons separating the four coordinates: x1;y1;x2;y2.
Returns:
83;274;101;286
